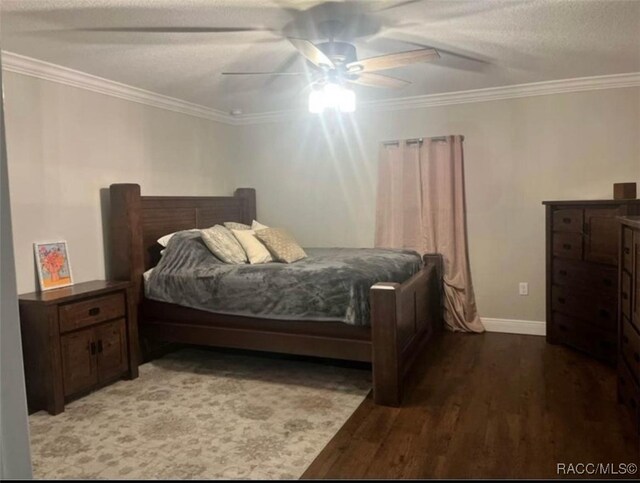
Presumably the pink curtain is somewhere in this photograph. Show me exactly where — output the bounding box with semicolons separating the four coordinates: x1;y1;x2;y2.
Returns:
375;135;484;333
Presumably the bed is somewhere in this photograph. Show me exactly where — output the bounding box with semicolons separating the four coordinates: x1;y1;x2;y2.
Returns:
109;183;443;406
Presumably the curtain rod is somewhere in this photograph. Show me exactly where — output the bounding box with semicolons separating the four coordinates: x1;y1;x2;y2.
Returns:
382;135;464;147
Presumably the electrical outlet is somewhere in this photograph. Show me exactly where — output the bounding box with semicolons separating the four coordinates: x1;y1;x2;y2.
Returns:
519;282;529;296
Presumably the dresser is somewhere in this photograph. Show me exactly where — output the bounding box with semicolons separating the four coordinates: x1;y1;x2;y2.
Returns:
618;216;640;433
19;280;139;415
543;200;640;364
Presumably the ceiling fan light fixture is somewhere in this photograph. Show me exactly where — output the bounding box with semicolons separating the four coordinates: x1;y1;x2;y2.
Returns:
308;83;356;114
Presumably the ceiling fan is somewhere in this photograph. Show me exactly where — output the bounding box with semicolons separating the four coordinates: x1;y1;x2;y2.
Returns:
74;1;445;113
221;20;439;113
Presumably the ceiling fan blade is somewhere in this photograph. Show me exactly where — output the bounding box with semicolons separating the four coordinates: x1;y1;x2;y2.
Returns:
348;72;410;89
288;38;335;69
80;27;274;33
375;0;423;12
348;48;439;72
221;72;304;76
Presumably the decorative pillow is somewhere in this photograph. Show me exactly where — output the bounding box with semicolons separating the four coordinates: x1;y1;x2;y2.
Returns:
200;225;248;264
231;229;273;264
251;220;269;231
157;229;199;247
254;228;307;263
224;222;251;231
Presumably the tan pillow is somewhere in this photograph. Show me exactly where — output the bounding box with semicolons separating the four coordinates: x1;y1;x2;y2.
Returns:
254;228;307;263
231;229;273;264
200;225;247;264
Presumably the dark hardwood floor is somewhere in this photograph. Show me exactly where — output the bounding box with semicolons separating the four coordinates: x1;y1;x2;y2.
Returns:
303;332;640;479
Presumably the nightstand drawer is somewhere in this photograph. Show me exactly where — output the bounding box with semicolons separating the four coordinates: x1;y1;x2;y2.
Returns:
59;293;125;333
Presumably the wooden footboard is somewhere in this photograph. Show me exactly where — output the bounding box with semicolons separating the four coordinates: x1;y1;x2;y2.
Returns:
370;254;443;406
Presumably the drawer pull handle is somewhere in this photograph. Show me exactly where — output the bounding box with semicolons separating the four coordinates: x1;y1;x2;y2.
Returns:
631;398;637;409
562;243;572;250
603;278;612;287
88;307;101;316
634;352;640;363
623;292;629;300
559;270;567;276
620;376;626;386
598;309;610;319
90;342;96;355
623;335;630;344
559;324;568;332
624;247;630;255
97;340;103;353
558;297;566;304
562;217;571;224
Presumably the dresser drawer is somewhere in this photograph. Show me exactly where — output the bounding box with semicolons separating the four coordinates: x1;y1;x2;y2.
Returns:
622;270;632;320
618;358;640;434
552;258;616;295
552;208;583;233
59;293;125;334
552;313;616;362
551;285;616;331
552;232;583;260
623;226;633;274
622;317;640;383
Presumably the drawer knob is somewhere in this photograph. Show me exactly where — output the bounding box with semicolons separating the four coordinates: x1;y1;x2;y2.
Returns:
623;335;630;344
624;247;631;255
97;340;103;353
558;297;566;304
603;278;612;287
623;292;629;300
634;352;640;363
562;217;571;224
559;270;568;276
90;342;96;355
559;324;568;332
562;243;572;250
88;307;101;316
598;309;610;319
630;398;637;409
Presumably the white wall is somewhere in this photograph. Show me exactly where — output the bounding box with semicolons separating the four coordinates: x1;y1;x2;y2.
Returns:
4;72;237;293
233;87;640;323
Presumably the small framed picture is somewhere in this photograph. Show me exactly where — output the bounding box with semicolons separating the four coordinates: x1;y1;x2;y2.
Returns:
34;241;73;291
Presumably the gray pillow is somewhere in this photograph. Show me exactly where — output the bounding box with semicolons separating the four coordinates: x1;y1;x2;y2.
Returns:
200;225;248;264
223;221;251;231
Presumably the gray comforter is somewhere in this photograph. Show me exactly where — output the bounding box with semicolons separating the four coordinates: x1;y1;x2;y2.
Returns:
145;231;423;326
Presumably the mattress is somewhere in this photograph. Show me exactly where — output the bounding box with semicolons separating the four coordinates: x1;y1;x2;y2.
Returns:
144;231;425;326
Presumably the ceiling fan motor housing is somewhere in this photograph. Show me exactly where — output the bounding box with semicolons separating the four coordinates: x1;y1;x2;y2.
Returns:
317;42;357;66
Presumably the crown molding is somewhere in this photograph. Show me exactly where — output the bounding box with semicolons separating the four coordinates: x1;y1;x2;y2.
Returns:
1;51;236;125
3;50;639;126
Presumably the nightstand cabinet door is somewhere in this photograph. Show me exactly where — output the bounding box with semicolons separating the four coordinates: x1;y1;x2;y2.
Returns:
96;319;128;382
61;329;98;397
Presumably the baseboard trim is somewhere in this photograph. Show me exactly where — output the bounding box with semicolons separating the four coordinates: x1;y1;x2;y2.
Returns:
482;318;546;336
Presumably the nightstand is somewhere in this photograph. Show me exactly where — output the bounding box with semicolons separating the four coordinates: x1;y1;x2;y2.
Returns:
19;280;139;415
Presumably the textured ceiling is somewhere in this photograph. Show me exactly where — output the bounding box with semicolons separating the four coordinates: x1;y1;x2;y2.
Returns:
3;0;640;114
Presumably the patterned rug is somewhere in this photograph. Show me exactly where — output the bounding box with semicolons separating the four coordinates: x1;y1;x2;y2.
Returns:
29;348;371;479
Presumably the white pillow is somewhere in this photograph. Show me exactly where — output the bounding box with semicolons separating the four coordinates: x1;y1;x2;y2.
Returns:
251;220;269;231
232;229;273;264
157;229;199;247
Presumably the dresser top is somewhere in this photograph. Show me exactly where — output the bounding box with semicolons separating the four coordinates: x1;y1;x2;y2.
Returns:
19;280;131;305
542;199;640;206
619;216;640;229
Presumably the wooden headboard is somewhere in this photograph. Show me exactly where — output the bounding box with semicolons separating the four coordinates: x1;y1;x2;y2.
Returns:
109;183;256;301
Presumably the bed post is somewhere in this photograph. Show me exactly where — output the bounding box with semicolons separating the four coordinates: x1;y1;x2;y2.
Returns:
234;188;256;225
370;282;402;406
109;183;144;303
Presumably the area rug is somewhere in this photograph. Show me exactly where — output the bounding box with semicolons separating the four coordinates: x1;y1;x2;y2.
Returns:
29;348;371;479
